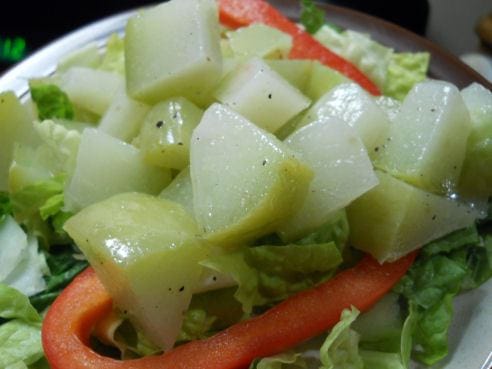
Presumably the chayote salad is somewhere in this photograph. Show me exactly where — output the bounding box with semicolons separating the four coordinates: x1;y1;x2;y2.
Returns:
0;0;491;368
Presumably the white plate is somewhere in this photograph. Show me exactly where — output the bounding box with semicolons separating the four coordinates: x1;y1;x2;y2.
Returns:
0;6;490;369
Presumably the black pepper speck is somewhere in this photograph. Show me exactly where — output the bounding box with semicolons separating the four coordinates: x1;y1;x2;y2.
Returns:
156;121;163;128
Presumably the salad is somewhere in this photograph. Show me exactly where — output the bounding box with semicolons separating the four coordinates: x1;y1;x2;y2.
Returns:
0;0;491;368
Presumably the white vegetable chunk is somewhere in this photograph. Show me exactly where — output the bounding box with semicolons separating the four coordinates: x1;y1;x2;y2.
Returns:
190;103;313;246
214;58;311;133
278;117;378;241
298;82;391;153
99;88;150;142
348;171;481;262
65;128;171;211
375;80;472;194
125;0;222;104
60;67;124;115
0;92;40;190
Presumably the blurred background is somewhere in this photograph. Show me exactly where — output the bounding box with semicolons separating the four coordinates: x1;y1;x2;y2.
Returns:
0;0;491;79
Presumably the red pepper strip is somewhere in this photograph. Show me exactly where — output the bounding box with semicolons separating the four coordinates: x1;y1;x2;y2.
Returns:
42;252;416;369
218;0;381;96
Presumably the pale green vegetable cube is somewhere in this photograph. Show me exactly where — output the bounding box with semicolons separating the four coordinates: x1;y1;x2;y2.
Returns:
304;61;348;100
65;128;171;211
64;193;212;350
278;117;378;241
136;98;203;170
60;67;124;115
191;104;313;247
299;83;391;153
159;167;194;216
0;92;40;190
214;58;311;133
99;88;150;142
374;95;401;122
375;80;472;194
8;145;59;193
226;23;292;59
125;0;222;104
347;171;480;262
459;83;492;199
266;59;313;92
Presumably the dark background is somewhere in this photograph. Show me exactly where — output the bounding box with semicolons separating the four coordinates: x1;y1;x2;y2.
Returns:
0;0;429;73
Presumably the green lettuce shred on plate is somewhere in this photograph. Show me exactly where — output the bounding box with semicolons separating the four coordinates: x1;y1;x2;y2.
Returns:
314;25;429;100
300;0;326;34
394;224;492;365
0;284;44;368
99;33;125;75
201;215;347;313
29;84;74;121
10;174;72;247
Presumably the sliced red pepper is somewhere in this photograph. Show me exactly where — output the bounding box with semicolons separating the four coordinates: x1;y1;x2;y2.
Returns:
218;0;381;96
42;252;416;369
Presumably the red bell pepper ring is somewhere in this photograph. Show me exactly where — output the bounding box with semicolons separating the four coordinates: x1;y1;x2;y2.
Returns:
218;0;381;96
42;252;416;369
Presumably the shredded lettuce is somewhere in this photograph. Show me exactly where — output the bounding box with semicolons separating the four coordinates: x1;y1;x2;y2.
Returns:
394;225;492;365
314;26;429;98
202;242;342;313
29;84;74;121
319;307;362;369
177;309;217;342
0;192;12;222
314;26;393;89
11;174;72;247
383;52;430;101
29;246;88;312
0;284;44;368
250;352;307;369
300;0;325;34
99;34;125;75
33;119;81;174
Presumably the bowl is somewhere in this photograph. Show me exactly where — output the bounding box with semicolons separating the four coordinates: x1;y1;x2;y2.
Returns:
0;2;490;369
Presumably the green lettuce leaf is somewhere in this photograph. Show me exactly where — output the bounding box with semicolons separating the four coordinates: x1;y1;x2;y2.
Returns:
11;174;72;246
296;210;349;251
383;52;430;101
319;307;362;369
0;284;40;323
250;352;307;369
99;34;125;75
0;285;43;368
29;246;88;312
202;242;342;313
30;84;74;121
177;309;217;342
411;295;454;365
394;225;492;365
0;192;12;223
300;0;325;34
33;119;81;175
359;350;404;369
0;321;43;368
314;26;393;89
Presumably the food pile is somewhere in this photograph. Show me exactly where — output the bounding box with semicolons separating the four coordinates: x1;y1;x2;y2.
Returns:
0;0;490;368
